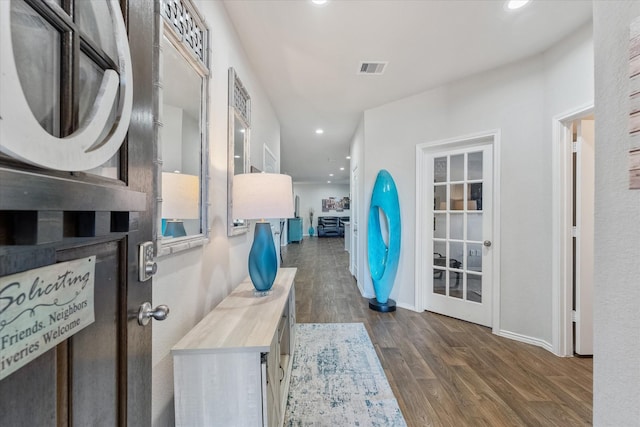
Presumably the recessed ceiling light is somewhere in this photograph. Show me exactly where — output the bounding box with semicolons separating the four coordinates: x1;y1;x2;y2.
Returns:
507;0;530;10
340;167;344;171
329;173;334;177
311;0;328;5
346;156;351;160
234;155;241;159
315;129;324;134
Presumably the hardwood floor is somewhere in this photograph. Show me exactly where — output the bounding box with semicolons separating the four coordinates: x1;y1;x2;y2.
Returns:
282;237;593;426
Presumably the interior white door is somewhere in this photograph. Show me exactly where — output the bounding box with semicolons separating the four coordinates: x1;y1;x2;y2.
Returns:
351;166;359;281
575;119;594;355
425;144;493;327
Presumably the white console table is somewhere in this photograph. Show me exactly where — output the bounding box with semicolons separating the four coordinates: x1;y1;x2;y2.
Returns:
172;268;297;427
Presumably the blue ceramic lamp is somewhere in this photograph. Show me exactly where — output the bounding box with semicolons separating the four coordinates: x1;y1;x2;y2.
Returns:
233;173;294;295
368;170;401;312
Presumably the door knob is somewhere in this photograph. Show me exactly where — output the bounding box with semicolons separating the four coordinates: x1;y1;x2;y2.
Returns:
137;302;170;326
483;240;492;247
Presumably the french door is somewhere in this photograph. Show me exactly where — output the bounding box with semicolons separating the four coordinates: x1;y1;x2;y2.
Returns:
424;143;493;327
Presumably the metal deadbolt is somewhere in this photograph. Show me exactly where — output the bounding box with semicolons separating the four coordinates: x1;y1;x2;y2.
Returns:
145;261;157;275
138;302;170;326
138;242;157;282
483;240;492;247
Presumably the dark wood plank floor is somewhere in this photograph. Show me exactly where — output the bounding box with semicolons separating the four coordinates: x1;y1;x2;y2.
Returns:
282;236;593;426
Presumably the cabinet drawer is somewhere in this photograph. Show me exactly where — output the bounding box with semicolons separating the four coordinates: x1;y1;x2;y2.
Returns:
174;352;263;426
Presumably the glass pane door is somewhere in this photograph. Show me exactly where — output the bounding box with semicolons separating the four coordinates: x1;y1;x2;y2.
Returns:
427;142;492;327
433;151;484;302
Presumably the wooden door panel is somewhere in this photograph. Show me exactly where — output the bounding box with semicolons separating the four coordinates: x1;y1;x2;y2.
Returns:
61;240;123;426
0;239;127;426
0;349;57;426
0;246;58;425
0;1;156;425
0;169;146;212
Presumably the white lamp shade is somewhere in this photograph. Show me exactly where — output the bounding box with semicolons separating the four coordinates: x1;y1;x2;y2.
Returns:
162;172;200;219
233;173;294;220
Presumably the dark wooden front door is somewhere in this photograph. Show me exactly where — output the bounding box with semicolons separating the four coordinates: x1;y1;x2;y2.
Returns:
0;1;156;425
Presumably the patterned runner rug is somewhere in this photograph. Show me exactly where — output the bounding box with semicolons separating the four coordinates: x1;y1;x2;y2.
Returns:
284;323;407;426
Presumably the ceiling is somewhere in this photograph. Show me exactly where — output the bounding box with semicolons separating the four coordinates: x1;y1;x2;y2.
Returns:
222;0;593;184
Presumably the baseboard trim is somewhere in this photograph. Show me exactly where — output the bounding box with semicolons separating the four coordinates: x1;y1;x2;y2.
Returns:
497;329;554;354
355;279;373;299
396;302;417;312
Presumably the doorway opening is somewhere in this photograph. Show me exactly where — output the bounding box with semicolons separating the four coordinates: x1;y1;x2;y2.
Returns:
552;105;595;357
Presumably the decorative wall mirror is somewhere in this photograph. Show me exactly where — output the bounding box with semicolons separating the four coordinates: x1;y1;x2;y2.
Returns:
227;68;251;236
156;0;210;256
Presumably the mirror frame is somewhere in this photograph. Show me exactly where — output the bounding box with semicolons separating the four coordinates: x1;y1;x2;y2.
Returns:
155;0;210;256
227;68;251;236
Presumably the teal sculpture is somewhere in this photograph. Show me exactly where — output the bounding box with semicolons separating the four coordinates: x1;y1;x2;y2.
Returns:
368;170;401;312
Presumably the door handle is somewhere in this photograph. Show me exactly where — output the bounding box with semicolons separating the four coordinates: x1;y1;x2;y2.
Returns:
483;240;492;247
137;302;170;326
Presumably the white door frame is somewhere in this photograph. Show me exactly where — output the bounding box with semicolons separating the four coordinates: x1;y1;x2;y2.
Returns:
415;129;501;332
350;165;359;282
551;103;594;357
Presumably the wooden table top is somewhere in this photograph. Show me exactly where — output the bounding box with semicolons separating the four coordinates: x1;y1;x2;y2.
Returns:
172;267;296;354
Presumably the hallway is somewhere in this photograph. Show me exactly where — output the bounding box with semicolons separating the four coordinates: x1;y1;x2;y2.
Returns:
282;237;593;426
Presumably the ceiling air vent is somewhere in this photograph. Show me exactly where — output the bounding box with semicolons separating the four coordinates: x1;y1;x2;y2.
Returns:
358;61;388;75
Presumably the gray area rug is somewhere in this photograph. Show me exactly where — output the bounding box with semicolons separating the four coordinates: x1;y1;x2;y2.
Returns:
284;323;407;426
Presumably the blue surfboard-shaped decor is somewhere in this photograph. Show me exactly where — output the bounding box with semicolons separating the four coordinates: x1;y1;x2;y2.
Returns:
367;169;401;312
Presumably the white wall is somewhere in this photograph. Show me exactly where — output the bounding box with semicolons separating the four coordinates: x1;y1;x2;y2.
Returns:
593;1;640;424
358;24;593;344
293;182;350;235
151;2;281;426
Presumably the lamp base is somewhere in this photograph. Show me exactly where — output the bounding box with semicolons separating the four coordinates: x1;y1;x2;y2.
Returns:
164;220;186;237
253;289;272;298
248;222;278;294
368;298;396;313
